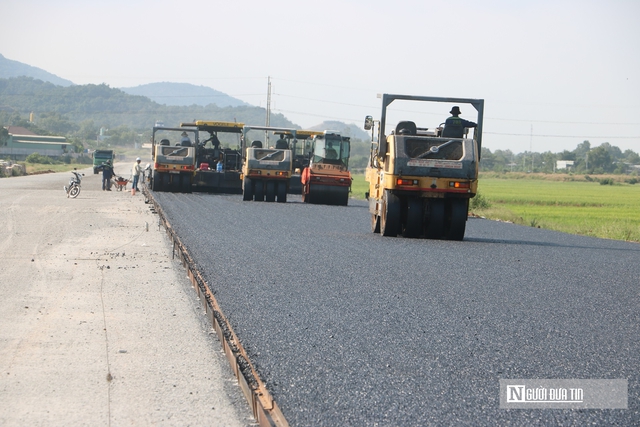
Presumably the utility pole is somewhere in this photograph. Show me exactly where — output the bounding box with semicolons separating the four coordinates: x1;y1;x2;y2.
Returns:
530;125;534;172
586;152;589;171
265;76;271;146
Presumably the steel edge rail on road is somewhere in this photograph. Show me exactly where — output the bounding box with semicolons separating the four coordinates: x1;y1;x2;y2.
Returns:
143;186;289;427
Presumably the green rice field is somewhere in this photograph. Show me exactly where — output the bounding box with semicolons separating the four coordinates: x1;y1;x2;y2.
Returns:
350;173;640;243
475;177;640;242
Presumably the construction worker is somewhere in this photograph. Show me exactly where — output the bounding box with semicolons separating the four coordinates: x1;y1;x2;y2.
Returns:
131;157;142;195
442;106;477;138
97;160;114;191
325;141;338;160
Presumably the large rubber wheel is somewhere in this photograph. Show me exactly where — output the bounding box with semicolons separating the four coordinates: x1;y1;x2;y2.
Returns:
371;214;380;234
68;185;80;198
445;199;468;241
402;197;423;238
276;181;287;203
152;171;161;191
254;180;264;201
162;173;171;192
380;190;400;237
425;199;445;239
242;178;253;201
168;175;179;193
180;174;192;193
265;181;276;202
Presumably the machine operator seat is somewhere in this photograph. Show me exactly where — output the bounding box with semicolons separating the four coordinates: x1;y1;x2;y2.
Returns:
395;121;417;136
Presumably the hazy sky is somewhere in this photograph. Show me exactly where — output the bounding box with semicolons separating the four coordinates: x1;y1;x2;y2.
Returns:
1;0;639;154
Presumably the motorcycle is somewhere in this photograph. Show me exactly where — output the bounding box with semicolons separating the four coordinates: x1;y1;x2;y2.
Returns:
64;170;84;198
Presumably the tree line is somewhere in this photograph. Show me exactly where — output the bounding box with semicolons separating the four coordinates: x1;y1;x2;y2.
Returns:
481;140;639;175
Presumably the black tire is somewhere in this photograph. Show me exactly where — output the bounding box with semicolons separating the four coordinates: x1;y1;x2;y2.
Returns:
180;174;192;193
276;181;287;203
162;173;171;192
402;197;423;238
380;190;400;237
265;181;276;202
152;171;161;191
69;185;81;198
425;199;445;239
371;214;380;234
243;177;253;201
169;175;180;193
445;199;468;241
254;180;264;201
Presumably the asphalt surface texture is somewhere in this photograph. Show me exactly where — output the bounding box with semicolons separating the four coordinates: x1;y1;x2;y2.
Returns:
152;191;640;426
0;168;253;426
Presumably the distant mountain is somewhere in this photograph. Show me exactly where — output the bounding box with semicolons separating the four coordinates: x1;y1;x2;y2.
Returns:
0;76;294;133
0;54;74;87
310;120;370;141
120;82;248;108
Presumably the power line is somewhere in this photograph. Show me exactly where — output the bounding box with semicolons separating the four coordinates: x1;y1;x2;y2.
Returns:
486;117;640;125
485;131;640;139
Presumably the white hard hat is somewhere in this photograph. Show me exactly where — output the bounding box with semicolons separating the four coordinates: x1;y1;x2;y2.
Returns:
136;157;141;161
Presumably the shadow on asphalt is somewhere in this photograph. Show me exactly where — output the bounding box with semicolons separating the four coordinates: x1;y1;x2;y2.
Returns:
465;236;640;252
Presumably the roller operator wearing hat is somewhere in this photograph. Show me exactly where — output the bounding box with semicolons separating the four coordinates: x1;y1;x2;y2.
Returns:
442;106;477;138
180;131;192;147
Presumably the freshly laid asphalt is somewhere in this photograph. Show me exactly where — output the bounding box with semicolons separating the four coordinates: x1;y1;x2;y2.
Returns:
154;191;640;426
0;168;254;426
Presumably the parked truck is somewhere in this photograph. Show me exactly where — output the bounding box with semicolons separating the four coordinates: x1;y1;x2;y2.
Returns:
365;94;484;240
92;149;115;174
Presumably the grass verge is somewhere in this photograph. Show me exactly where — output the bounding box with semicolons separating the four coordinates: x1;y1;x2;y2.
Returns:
474;177;640;242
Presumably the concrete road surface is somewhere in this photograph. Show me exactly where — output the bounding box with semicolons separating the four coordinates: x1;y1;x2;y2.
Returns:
0;167;253;426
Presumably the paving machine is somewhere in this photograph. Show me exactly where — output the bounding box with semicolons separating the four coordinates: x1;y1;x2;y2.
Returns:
180;120;244;193
365;94;484;240
301;131;352;206
150;125;198;193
